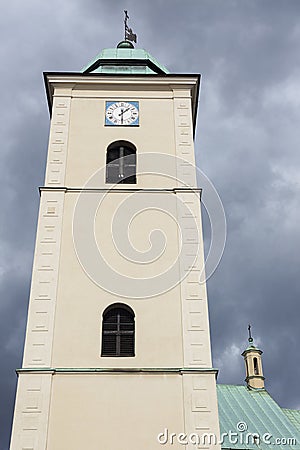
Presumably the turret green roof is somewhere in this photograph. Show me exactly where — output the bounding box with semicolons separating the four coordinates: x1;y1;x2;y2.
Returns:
81;42;169;75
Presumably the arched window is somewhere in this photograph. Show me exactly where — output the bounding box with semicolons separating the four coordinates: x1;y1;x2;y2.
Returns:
106;141;136;184
253;357;259;375
101;303;135;357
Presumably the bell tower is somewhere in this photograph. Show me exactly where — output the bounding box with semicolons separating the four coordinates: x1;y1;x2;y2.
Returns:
242;325;265;389
10;37;221;450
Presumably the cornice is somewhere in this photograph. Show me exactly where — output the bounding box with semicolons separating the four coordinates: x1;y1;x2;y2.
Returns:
17;367;218;376
39;187;202;198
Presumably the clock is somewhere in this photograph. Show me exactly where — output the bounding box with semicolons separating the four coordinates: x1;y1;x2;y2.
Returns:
105;101;139;126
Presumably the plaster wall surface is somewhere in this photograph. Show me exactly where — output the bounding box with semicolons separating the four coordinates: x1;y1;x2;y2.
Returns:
46;374;185;450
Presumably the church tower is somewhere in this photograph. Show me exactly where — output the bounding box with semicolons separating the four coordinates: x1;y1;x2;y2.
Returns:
10;37;221;449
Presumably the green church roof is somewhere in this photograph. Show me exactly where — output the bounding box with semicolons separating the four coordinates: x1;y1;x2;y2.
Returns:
217;384;300;449
81;41;169;75
282;409;300;430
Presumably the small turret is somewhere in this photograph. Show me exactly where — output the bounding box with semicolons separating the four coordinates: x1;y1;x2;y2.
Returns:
242;325;265;389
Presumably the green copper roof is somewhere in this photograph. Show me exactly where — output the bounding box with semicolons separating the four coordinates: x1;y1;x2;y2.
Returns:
217;384;300;449
282;409;300;429
81;43;169;75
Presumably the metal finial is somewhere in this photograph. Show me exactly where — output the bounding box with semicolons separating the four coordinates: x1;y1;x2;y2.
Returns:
124;10;129;41
123;10;137;44
248;324;253;343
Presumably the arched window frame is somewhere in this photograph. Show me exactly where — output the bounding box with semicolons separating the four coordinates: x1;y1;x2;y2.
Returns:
101;303;135;357
253;357;259;375
106;140;137;184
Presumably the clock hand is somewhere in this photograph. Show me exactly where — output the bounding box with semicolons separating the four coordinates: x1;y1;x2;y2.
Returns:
118;106;131;116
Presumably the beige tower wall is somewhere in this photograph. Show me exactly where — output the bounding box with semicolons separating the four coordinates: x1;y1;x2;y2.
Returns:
51;192;184;368
243;349;265;389
47;374;185;450
66;93;177;188
10;75;220;450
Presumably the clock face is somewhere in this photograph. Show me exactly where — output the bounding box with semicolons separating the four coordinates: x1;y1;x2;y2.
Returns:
105;101;139;126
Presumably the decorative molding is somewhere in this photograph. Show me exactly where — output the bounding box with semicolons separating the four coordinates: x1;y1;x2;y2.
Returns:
22;190;65;368
39;187;202;194
176;191;212;368
9;374;52;450
173;96;197;188
45;74;199;87
182;374;221;450
172;91;212;368
45;96;71;186
173;93;221;448
17;367;219;375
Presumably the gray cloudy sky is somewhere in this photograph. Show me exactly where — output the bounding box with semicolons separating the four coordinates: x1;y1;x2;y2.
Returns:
1;0;300;447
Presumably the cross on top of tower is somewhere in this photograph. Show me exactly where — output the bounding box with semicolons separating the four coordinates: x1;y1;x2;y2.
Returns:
248;323;253;343
123;10;137;45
